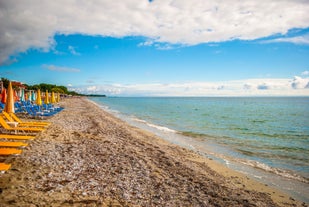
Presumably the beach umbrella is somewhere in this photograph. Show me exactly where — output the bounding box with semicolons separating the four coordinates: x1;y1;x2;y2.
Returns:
4;82;15;113
1;88;6;104
51;91;56;104
36;89;42;106
57;92;60;102
24;89;27;101
13;90;19;102
20;88;25;102
44;90;50;104
25;91;29;101
31;91;36;102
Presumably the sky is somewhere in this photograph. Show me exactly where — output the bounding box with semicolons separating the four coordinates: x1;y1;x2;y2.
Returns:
0;0;309;96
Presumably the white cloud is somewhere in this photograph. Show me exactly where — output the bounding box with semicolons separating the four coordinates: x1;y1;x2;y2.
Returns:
302;71;309;76
138;40;154;47
69;77;309;96
86;86;98;92
68;46;81;56
291;76;309;89
262;34;309;45
1;0;309;64
42;64;80;72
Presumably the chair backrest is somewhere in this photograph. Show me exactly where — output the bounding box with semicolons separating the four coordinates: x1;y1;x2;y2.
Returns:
0;116;12;129
25;106;35;116
2;111;15;122
10;113;22;123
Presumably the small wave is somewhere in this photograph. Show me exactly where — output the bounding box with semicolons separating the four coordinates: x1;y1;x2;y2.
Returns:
223;159;230;165
180;131;208;138
129;117;177;133
87;99;113;112
206;150;309;184
251;120;267;123
131;117;147;124
237;159;309;184
146;123;177;133
99;105;110;110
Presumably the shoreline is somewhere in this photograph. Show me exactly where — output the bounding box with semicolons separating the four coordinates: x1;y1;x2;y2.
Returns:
90;97;309;203
0;97;306;206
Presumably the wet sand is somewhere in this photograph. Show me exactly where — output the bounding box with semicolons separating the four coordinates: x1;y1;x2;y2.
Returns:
0;97;306;206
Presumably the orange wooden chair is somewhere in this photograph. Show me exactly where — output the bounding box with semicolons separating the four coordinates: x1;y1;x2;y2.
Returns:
0;163;11;171
0;116;45;134
0;148;22;155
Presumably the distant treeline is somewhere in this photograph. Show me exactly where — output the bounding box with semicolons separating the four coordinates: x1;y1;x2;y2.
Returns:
86;94;107;97
1;77;80;96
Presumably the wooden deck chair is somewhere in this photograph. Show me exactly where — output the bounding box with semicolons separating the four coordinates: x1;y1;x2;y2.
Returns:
0;148;22;155
0;116;45;134
0;141;28;148
1;112;48;129
0;163;11;171
2;112;50;127
0;134;35;140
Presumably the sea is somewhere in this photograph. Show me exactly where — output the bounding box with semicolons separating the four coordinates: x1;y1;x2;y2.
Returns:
89;96;309;203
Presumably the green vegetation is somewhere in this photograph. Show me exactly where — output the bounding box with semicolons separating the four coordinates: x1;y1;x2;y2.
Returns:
86;94;106;97
1;77;9;88
25;83;69;94
0;77;84;96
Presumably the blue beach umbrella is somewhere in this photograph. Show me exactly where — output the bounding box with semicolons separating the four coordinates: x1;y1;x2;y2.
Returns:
20;88;25;102
31;90;36;102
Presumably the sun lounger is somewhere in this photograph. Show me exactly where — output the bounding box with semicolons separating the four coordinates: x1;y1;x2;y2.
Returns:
25;105;59;118
42;103;64;112
0;116;45;134
3;111;50;125
0;148;22;155
1;112;49;128
0;163;11;171
0;141;28;148
0;134;35;140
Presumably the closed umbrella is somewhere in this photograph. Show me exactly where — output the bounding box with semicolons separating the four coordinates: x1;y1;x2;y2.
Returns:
4;82;15;113
44;90;50;104
36;89;42;106
1;88;6;104
57;92;60;102
51;91;56;104
25;91;29;101
13;90;19;102
31;91;36;102
20;88;25;102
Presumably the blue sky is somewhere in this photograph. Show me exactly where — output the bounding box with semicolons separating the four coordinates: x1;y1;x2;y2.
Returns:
0;0;309;96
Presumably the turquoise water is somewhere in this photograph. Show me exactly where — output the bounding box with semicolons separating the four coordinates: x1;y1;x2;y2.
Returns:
90;97;309;189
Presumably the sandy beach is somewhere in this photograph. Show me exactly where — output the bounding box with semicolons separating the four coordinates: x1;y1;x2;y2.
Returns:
0;97;306;207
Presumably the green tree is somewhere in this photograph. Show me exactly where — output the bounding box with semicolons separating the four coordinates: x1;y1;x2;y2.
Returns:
51;87;65;94
1;77;10;88
0;78;85;96
57;86;68;94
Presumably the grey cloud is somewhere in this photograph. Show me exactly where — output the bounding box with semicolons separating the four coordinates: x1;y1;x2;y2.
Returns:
217;85;225;90
257;84;270;90
291;76;309;89
243;84;252;90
